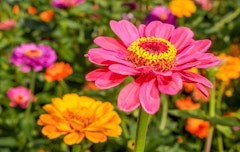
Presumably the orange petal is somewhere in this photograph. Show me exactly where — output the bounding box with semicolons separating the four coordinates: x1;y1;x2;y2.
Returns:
52;98;66;112
63;132;84;145
38;114;57;125
42;125;65;139
85;132;107;143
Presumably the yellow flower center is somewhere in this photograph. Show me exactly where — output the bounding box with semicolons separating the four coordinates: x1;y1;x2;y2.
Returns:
64;107;94;129
128;36;177;72
24;49;43;58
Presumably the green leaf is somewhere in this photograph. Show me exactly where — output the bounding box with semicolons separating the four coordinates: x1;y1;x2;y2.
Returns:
168;110;239;126
216;125;233;137
0;137;18;147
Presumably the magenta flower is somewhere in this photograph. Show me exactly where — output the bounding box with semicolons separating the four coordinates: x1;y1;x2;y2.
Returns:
7;86;35;109
0;19;15;30
10;43;57;72
144;6;177;26
85;20;219;114
52;0;85;9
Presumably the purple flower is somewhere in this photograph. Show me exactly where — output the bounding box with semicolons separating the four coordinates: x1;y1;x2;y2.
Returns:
52;0;85;9
10;43;57;72
7;86;35;109
143;6;177;26
122;2;138;10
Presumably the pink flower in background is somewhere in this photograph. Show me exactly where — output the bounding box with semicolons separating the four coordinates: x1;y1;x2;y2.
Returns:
0;19;15;30
7;86;35;109
85;20;219;114
10;43;57;72
195;0;212;10
144;6;177;26
52;0;85;9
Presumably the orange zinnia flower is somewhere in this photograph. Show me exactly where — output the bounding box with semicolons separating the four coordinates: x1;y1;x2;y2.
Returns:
39;10;54;22
28;6;37;15
175;96;200;110
37;93;122;145
44;62;73;82
216;53;240;84
185;118;210;138
169;0;196;18
12;5;20;15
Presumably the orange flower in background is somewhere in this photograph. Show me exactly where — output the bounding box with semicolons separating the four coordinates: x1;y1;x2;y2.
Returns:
169;0;196;18
38;93;122;145
83;82;99;91
44;62;73;82
175;96;200;110
192;87;209;102
216;54;240;84
186;118;210;138
28;6;37;15
39;10;54;22
12;5;20;14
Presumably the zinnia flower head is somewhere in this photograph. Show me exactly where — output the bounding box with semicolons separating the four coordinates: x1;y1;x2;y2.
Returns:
186;118;210;138
85;20;219;114
195;0;212;10
10;43;57;72
52;0;85;9
0;19;15;30
143;6;177;26
37;94;122;145
175;96;200;110
169;0;196;18
39;10;54;22
216;54;240;84
6;86;35;108
28;6;37;15
44;62;73;82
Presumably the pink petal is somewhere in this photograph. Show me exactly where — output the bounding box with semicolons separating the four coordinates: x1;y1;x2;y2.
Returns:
118;77;143;112
85;68;108;81
108;64;140;75
179;71;213;88
139;76;160;114
157;74;183;95
195;83;209;97
138;24;146;37
154;23;175;40
195;54;220;68
170;27;194;51
95;71;126;89
87;48;134;66
145;21;162;37
110;20;140;46
94;36;129;55
177;40;211;59
174;61;201;71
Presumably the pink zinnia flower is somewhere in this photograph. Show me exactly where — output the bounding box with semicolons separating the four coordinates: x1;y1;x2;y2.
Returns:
0;19;15;30
85;20;219;114
10;43;57;72
52;0;85;9
7;86;35;109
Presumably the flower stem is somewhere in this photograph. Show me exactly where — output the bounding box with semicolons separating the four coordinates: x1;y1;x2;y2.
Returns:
217;132;224;152
25;71;36;117
204;70;216;152
159;94;168;131
134;107;151;152
72;144;81;152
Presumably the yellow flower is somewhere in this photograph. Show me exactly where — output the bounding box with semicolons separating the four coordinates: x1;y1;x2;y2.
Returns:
216;54;240;84
169;0;196;18
37;94;122;145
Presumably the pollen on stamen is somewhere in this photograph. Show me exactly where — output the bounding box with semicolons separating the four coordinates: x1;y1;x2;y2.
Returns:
128;36;177;72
